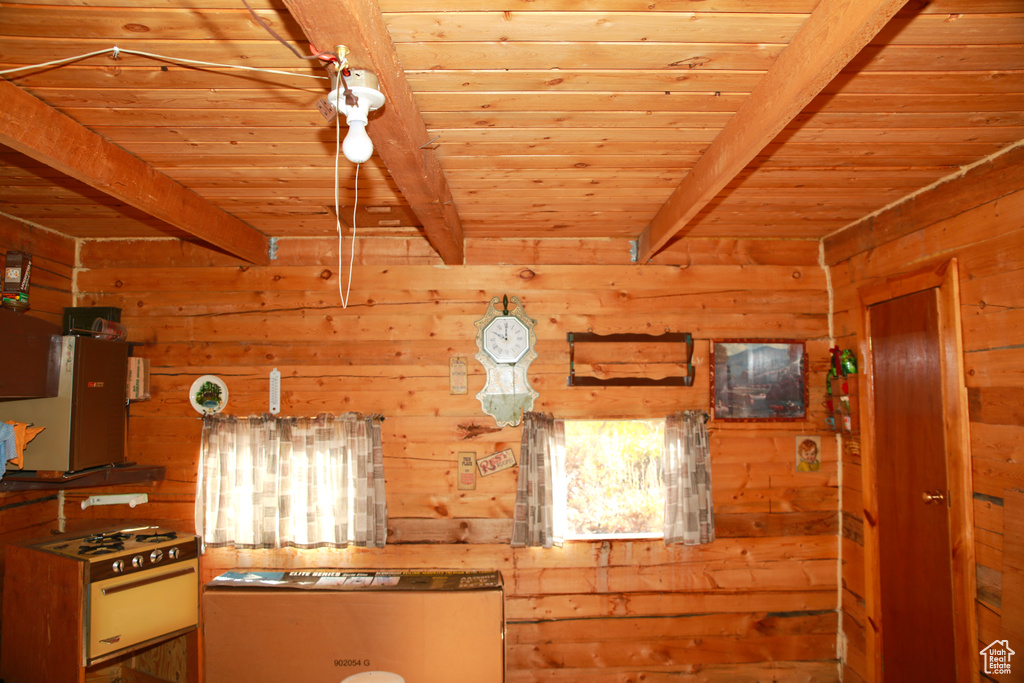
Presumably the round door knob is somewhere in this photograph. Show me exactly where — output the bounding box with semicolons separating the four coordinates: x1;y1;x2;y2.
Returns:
922;490;946;505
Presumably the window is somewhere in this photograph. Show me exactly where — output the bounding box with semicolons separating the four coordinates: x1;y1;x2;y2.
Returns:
563;419;665;539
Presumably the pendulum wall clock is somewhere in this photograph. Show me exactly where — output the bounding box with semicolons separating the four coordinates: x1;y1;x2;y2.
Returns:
474;295;539;427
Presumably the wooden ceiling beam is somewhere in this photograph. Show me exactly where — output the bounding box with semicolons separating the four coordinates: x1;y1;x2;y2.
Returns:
0;79;271;266
636;0;911;263
281;0;465;265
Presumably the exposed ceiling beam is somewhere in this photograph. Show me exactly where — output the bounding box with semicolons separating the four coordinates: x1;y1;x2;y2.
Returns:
0;79;271;266
636;0;911;263
282;0;465;265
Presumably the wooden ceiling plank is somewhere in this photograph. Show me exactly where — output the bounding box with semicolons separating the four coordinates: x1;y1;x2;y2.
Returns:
822;142;1024;265
1;7;297;41
383;11;1024;46
382;12;810;44
0;79;270;265
636;0;912;263
281;0;465;265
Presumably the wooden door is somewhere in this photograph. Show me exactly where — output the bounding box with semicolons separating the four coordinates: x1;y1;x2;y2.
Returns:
870;287;957;681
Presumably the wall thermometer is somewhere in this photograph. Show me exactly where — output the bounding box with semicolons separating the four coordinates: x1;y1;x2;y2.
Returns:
269;368;281;414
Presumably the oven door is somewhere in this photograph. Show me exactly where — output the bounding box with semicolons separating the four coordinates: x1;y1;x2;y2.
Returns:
87;558;199;662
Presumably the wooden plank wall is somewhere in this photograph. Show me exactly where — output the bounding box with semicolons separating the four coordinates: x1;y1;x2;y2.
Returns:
823;142;1024;682
0;214;75;616
32;233;838;681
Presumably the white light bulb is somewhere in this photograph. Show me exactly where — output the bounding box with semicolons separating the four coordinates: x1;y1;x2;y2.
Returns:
343;120;374;164
330;82;385;165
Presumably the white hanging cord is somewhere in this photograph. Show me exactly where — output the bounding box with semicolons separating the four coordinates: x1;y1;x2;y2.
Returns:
334;88;358;309
0;46;328;80
123;48;329;80
0;48;116;76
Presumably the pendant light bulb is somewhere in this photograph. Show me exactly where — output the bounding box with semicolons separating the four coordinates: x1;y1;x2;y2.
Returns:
342;120;374;164
327;73;386;165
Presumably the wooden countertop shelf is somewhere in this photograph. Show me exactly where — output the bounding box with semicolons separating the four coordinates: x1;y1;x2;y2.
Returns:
0;463;165;491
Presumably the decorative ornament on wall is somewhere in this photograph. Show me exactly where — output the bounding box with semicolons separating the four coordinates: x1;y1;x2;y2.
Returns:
474;295;539;427
190;375;228;415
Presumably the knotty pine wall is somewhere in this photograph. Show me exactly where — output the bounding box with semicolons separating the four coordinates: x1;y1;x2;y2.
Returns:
70;235;838;682
824;143;1024;683
2;223;839;680
0;216;75;618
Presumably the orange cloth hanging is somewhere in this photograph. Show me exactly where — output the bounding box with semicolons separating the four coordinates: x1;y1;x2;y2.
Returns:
3;420;45;469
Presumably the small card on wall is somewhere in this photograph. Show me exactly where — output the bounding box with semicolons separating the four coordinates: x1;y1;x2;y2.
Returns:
478;448;516;477
457;452;477;490
449;357;468;395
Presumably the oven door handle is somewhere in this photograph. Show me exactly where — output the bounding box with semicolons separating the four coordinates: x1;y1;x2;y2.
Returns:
101;566;196;596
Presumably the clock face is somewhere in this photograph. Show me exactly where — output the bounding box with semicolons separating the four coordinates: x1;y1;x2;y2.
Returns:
482;316;530;364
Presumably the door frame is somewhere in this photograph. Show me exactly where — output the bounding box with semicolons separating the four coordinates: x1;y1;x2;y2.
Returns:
856;258;978;682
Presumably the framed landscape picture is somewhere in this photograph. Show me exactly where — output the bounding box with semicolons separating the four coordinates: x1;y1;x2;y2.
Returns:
710;340;807;422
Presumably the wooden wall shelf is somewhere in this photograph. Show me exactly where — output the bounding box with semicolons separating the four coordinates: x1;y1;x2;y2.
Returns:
567;331;695;387
0;464;165;491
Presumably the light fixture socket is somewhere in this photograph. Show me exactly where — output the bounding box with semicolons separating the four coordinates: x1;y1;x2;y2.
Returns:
328;71;384;110
340;69;378;91
325;70;386;164
330;86;385;121
327;70;385;125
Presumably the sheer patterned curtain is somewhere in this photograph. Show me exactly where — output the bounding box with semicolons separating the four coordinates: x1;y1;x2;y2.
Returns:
511;412;568;548
663;410;715;545
196;412;387;549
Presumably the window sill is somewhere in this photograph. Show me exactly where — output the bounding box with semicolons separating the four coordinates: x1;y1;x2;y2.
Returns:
564;532;663;542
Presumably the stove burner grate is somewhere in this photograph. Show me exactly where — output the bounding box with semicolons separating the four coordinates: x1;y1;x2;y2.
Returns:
79;542;126;556
135;530;178;543
78;531;133;556
83;531;132;545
